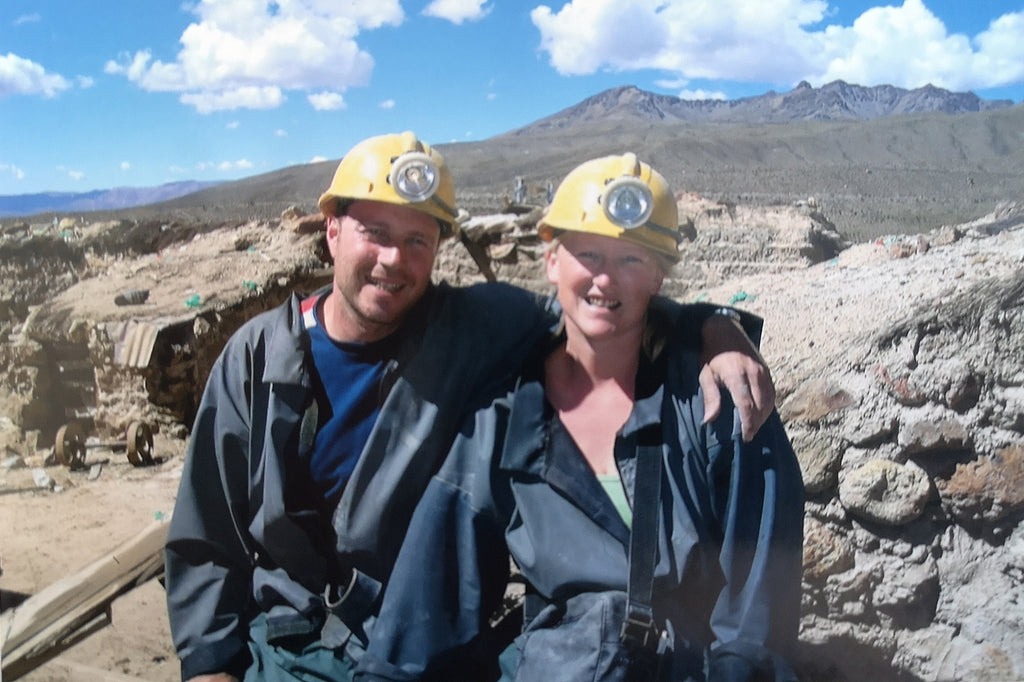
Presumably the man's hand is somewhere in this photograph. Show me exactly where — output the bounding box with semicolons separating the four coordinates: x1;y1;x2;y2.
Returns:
699;314;776;441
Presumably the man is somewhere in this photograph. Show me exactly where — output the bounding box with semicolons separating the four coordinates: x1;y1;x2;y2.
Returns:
165;132;776;681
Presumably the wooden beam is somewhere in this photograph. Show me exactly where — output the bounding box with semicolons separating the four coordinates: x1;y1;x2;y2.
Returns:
0;519;168;682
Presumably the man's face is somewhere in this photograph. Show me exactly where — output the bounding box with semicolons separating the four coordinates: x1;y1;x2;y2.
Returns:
324;200;440;343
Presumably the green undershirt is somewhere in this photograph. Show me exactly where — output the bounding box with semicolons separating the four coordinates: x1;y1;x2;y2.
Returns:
597;472;633;529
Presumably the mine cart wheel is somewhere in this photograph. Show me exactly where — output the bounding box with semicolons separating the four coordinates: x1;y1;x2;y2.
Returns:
55;422;87;469
126;421;154;466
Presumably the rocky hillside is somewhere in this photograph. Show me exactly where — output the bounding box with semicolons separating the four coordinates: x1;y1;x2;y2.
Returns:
1;193;1022;681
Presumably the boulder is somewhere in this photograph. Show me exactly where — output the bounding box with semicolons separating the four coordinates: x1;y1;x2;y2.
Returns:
839;459;931;525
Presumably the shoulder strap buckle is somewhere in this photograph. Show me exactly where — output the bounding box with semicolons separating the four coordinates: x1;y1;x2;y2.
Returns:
621;602;662;651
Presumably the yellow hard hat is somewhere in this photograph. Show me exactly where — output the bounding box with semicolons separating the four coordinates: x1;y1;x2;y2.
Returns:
318;131;459;238
538;153;681;262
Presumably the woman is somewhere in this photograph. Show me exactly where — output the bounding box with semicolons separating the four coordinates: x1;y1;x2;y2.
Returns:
356;154;804;681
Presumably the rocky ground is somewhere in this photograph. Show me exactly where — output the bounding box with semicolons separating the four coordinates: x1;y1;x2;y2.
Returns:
1;195;1022;681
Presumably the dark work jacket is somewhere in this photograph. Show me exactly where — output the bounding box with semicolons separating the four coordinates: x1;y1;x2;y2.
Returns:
164;280;762;679
357;302;804;682
165;282;555;679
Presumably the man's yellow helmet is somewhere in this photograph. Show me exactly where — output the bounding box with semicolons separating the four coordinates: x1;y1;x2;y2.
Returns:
538;153;681;263
318;131;459;238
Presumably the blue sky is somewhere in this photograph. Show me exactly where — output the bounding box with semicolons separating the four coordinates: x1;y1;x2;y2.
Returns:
2;0;1023;195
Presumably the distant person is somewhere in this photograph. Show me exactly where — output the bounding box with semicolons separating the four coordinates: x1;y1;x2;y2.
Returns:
164;132;777;682
358;154;804;682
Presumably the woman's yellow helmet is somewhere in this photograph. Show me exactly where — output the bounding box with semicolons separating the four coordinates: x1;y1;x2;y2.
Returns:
318;131;458;238
539;153;681;263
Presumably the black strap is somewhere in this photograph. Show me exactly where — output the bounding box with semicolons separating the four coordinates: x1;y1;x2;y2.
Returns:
621;434;663;651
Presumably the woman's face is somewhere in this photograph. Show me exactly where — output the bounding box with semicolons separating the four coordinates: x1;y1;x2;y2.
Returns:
545;231;665;344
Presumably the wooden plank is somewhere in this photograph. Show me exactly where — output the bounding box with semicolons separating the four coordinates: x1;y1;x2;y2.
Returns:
0;520;168;682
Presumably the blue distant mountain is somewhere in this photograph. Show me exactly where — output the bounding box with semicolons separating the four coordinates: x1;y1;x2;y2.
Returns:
0;180;222;218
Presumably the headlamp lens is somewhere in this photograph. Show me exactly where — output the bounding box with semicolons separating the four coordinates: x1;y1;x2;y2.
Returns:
389;152;440;203
603;177;653;229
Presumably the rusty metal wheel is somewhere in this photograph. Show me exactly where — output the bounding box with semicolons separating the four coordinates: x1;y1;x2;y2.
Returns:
125;421;154;466
55;422;87;469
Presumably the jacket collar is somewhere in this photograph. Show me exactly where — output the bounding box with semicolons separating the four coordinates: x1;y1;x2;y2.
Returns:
261;285;439;386
498;350;666;544
262;290;319;385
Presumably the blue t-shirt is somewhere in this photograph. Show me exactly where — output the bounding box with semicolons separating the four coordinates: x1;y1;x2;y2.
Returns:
304;297;401;509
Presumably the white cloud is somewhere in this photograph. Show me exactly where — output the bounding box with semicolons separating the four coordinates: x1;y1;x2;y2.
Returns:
199;159;253;172
68;170;85;181
487;92;497;100
105;0;405;112
226;120;240;129
275;129;288;137
308;90;345;110
818;2;1024;91
378;98;395;109
972;12;1024;86
104;51;158;82
1;163;26;180
423;0;492;24
14;14;41;25
678;89;727;101
217;159;253;171
76;75;95;88
531;0;678;76
181;86;285;113
531;0;1024;94
121;161;131;171
0;52;71;98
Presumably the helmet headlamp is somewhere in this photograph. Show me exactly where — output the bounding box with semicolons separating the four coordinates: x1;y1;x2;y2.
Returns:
389;151;440;204
602;176;654;229
537;153;682;262
318;132;458;237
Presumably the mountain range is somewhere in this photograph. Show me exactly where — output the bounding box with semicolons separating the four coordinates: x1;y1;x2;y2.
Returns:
0;181;220;219
511;80;1013;133
2;79;1021;240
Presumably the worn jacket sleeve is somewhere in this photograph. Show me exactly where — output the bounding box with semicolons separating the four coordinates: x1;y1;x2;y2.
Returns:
355;402;514;682
704;404;804;681
165;338;257;679
653;297;764;348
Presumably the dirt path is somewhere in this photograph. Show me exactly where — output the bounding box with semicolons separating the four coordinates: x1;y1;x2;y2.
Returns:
1;435;185;681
